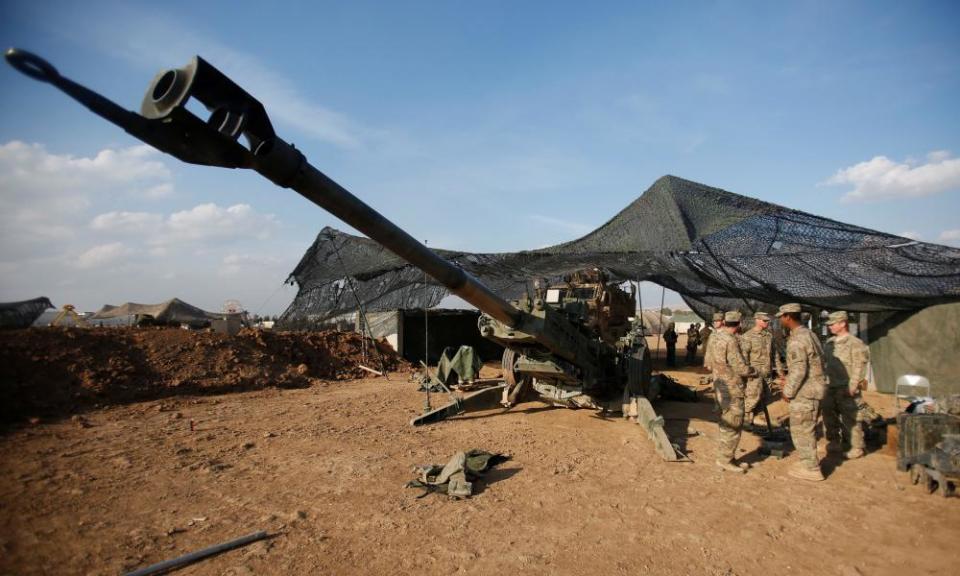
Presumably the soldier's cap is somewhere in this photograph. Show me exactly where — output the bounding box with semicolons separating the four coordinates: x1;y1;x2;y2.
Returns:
825;310;848;325
775;303;802;317
724;310;742;323
754;311;771;321
712;312;724;321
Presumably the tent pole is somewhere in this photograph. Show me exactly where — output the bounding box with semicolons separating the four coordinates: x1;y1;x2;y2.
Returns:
636;278;643;328
328;231;389;378
655;285;665;362
424;240;429;367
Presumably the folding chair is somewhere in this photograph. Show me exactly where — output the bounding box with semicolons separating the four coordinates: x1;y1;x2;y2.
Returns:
894;374;931;413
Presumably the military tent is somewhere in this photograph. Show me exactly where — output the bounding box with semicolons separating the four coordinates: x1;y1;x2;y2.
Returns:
91;298;221;325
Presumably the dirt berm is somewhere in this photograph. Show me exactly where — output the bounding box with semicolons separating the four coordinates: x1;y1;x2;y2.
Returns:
0;327;409;424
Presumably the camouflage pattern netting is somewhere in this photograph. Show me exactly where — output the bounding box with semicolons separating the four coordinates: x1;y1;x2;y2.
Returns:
280;175;960;324
0;297;54;329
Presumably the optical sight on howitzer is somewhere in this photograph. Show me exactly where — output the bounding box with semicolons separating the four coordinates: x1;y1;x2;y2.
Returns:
5;48;680;460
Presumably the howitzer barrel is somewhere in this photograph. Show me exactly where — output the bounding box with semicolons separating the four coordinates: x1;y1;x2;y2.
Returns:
258;140;522;328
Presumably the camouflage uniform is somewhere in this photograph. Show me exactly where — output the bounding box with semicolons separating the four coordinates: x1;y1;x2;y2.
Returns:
702;312;723;373
702;331;715;373
707;325;753;463
823;323;870;454
663;325;678;367
685;325;700;364
782;323;827;472
699;324;712;355
739;320;783;420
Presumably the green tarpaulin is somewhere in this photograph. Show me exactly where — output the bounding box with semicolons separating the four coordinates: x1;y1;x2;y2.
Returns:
867;302;960;397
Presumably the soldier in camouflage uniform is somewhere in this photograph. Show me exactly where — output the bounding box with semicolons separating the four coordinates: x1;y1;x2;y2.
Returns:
708;310;755;473
739;311;784;430
822;311;870;459
686;323;700;364
699;320;713;359
776;303;827;482
702;312;724;373
663;322;678;367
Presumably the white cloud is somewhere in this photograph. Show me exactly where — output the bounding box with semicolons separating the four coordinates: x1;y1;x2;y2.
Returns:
91;211;164;234
89;204;277;246
824;150;960;203
142;183;174;199
162;203;279;244
0;141;174;261
0;137;294;313
0;141;169;192
218;253;285;277
938;230;960;246
75;242;133;269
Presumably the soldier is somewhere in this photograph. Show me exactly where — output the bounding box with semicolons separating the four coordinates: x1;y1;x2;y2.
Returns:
686;323;700;364
822;311;870;459
708;310;755;473
776;303;827;482
702;312;724;373
699;320;712;357
739;311;784;430
663;322;678;367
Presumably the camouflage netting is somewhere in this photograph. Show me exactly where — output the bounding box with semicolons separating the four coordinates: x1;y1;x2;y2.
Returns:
280;175;960;324
0;297;54;329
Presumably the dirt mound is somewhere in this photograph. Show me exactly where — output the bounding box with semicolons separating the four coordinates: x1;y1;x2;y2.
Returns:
0;327;410;424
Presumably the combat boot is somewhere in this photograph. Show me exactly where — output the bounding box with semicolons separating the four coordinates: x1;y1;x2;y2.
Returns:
788;463;824;482
716;459;746;474
844;448;864;459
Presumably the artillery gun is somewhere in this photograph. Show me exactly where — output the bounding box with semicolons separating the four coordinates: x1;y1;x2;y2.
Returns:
5;48;680;460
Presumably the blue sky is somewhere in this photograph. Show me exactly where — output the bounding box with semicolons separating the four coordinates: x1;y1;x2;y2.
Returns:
1;1;958;315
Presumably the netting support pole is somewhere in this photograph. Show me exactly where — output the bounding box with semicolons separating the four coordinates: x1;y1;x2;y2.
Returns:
655;285;665;361
636;278;643;330
424;239;429;367
423;240;431;412
328;232;389;379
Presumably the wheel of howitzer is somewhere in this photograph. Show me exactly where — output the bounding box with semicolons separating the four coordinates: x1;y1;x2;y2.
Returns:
909;465;922;485
501;348;530;407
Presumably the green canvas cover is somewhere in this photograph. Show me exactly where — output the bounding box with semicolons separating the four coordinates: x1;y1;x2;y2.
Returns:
435;345;482;385
407;449;509;498
867;302;960;397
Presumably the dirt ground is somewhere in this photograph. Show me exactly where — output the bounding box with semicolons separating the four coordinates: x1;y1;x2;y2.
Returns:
1;331;958;575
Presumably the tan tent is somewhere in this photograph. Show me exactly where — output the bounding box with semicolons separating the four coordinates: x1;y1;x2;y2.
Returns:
91;298;221;324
